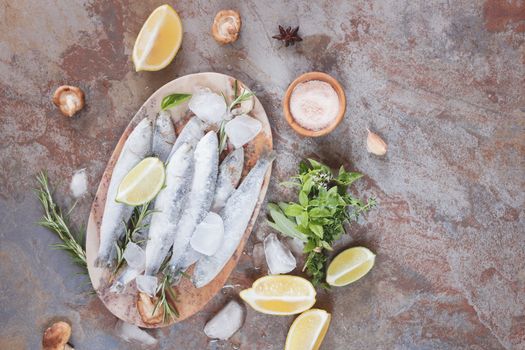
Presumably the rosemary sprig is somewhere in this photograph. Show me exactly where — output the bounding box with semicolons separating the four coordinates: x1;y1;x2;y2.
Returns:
153;274;179;323
114;203;154;273
228;88;254;112
35;172;87;270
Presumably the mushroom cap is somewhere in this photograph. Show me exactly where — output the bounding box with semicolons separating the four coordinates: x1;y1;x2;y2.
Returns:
52;85;85;117
137;292;164;325
211;10;241;44
42;321;72;350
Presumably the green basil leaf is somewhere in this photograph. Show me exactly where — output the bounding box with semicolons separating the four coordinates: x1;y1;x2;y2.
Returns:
309;207;332;218
302;177;313;194
309;224;324;238
297;225;311;235
327;186;339;196
309;199;320;206
304;240;317;253
299;191;309;206
161;93;192;110
308;158;323;169
284;203;304;217
297;211;309;228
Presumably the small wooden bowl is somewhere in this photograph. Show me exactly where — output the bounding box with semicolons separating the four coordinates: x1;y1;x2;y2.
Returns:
283;72;346;137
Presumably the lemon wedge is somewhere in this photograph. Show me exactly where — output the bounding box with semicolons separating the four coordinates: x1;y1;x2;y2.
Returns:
116;157;165;206
132;4;183;71
285;309;331;350
239;275;316;315
326;246;375;286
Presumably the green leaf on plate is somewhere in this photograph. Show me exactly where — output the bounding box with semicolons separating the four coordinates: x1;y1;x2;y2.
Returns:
161;93;192;110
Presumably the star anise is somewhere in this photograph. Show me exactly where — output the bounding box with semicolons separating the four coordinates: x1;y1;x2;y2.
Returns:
272;25;302;47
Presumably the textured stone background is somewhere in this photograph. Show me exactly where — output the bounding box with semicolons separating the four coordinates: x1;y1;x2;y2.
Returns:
1;1;524;349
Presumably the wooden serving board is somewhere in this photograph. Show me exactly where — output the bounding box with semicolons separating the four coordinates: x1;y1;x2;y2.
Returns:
86;72;273;328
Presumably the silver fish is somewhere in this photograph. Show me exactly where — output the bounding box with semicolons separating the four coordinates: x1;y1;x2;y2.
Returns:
211;147;244;213
152;110;176;161
168;131;219;277
110;115;176;292
144;143;194;277
167;116;204;160
94;118;153;268
192;153;275;288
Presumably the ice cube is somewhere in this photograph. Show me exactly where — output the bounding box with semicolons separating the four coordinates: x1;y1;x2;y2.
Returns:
224;114;262;148
188;89;227;125
123;242;145;270
252;243;265;270
264;233;297;274
190;212;224;256
204;300;244;340
110;266;141;294
136;275;158;297
114;320;158;346
70;168;88;198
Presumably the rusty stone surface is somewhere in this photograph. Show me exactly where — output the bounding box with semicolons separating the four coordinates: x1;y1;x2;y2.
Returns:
0;1;523;349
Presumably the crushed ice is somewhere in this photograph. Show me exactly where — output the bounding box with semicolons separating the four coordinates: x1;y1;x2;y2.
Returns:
224;114;262;148
188;89;227;126
204;300;244;340
114;320;158;346
123;242;146;270
264;233;296;274
136;275;158;297
190;212;224;256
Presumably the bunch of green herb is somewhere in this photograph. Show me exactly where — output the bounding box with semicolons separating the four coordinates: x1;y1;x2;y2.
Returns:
35;172;87;270
268;159;376;287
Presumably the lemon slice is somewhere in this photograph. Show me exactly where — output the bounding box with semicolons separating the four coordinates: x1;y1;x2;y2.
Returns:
285;309;331;350
132;4;183;71
116;157;165;206
239;275;316;315
326;246;375;286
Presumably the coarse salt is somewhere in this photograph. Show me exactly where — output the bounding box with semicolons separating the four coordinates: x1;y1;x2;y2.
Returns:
290;80;339;131
70;168;88;198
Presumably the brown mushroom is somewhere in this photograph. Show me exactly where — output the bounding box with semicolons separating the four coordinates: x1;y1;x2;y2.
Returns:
42;321;74;350
52;85;85;117
211;10;242;44
137;292;164;325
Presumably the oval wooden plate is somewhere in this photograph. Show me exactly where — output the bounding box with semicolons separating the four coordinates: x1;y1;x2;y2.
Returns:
86;72;273;328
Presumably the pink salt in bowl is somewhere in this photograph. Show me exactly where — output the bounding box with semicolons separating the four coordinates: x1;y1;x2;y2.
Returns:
283;72;346;137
